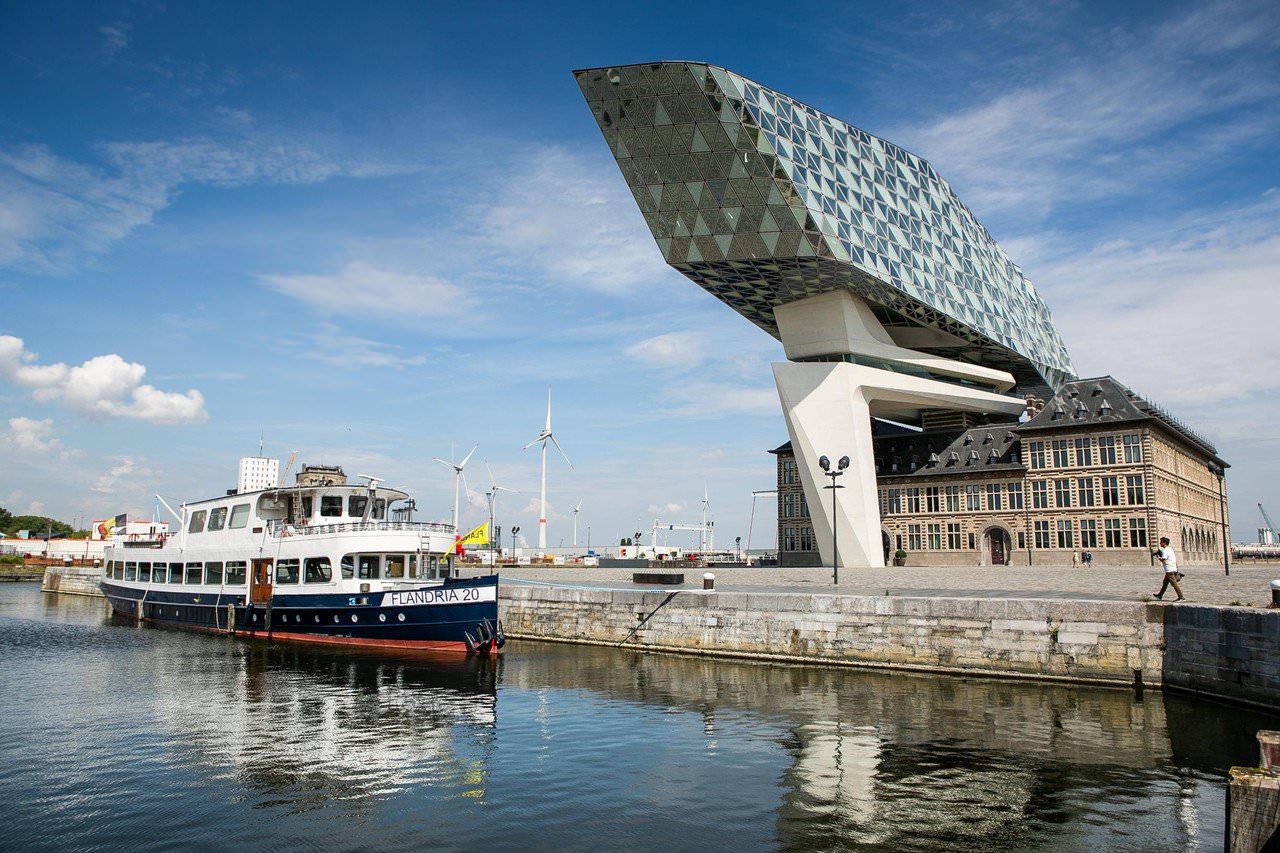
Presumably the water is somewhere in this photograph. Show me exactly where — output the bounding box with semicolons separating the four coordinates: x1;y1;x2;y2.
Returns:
1;586;1274;852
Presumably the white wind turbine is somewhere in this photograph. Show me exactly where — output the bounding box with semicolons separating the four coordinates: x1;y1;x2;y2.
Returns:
486;462;517;538
572;499;583;550
701;483;711;550
433;443;478;534
522;387;572;550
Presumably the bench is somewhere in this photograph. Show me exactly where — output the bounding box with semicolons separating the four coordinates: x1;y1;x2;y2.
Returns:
632;572;685;585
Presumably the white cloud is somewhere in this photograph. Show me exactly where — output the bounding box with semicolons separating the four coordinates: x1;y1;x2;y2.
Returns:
624;332;705;369
647;502;685;514
0;336;207;424
93;458;136;494
281;323;429;369
0;137;380;273
100;22;131;56
260;262;472;321
898;1;1280;219
1;417;67;457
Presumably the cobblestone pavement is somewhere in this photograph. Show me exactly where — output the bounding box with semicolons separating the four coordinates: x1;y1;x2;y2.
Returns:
461;562;1280;608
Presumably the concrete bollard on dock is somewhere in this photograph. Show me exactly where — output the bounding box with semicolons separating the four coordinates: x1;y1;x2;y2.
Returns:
703;573;715;591
1228;730;1280;852
1270;580;1280;608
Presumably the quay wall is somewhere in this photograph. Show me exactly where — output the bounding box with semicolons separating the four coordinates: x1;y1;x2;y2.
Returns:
499;586;1280;707
41;565;104;597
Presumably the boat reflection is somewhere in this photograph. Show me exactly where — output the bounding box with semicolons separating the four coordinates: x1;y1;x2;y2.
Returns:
151;642;498;807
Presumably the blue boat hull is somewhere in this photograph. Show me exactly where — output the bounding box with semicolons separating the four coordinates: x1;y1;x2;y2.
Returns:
101;575;501;653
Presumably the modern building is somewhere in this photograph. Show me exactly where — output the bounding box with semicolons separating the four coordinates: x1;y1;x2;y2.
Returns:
773;377;1230;567
576;61;1077;567
237;456;281;494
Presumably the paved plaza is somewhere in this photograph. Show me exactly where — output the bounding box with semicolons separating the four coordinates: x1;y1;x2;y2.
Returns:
466;562;1280;609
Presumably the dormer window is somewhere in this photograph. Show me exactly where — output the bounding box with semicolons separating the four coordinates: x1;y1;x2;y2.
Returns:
1099;399;1113;416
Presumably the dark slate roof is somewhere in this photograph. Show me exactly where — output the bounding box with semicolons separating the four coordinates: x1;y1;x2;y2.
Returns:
875;423;1023;478
1016;376;1223;462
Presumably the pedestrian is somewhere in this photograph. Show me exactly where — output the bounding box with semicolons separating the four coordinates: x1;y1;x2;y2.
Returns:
1082;550;1092;568
1071;551;1078;569
1153;536;1185;601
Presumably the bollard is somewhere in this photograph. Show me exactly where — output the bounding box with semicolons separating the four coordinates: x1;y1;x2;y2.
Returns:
703;572;715;591
1271;580;1280;608
1261;731;1280;772
1227;730;1280;852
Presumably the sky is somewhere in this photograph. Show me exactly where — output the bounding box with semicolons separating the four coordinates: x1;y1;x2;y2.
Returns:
1;0;1277;549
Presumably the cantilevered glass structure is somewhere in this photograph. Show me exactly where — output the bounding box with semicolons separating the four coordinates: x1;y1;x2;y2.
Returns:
574;62;1074;391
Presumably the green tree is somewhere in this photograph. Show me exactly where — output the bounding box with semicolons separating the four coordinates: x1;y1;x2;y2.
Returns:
1;515;74;538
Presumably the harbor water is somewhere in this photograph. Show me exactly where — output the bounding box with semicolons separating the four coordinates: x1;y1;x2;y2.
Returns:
2;584;1275;851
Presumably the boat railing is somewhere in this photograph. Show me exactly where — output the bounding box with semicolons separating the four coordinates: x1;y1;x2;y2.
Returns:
268;520;455;538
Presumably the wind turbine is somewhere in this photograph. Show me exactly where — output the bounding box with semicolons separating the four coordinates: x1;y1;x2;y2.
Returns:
572;500;583;550
522;386;572;550
486;462;517;549
701;484;711;551
433;443;478;534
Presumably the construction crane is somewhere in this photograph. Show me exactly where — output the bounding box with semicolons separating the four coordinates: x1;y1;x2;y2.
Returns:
651;519;714;553
1260;503;1278;545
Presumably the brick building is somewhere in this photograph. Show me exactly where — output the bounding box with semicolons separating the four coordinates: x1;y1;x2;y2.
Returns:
772;377;1229;568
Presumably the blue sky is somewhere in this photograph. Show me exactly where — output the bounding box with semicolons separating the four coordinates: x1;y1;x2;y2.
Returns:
1;0;1277;548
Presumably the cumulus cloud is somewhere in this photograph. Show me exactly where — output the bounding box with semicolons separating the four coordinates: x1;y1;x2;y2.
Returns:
0;336;207;424
93;458;136;494
0;417;69;457
625;332;705;369
260;262;472;321
647;502;686;514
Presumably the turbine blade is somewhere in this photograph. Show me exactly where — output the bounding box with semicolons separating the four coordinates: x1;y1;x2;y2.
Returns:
433;457;455;470
485;462;497;487
522;437;543;451
549;433;573;468
459;443;479;469
545;386;552;432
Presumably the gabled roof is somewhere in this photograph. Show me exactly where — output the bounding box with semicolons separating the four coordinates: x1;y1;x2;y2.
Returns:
1016;376;1224;463
876;424;1023;478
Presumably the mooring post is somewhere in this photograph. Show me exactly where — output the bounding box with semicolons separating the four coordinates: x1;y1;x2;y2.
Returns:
1227;730;1280;853
703;573;715;591
1270;580;1280;608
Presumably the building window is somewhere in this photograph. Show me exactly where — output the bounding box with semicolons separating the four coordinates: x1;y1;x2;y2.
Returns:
1028;441;1047;469
1080;519;1098;548
782;527;796;551
1008;483;1023;509
1051;439;1070;468
906;488;922;513
945;486;960;512
1123;434;1143;463
1057;520;1073;549
799;527;815;551
1101;476;1120;506
1034;520;1051;549
908;524;922;550
1074;438;1093;466
926;488;940;513
1018;531;1026;549
782;494;795;519
887;488;902;515
947;523;962;549
965;485;981;511
968;532;976;549
1032;481;1049;509
782;460;797;484
986;483;1003;510
927;524;942;550
1054;479;1072;508
1099;435;1117;465
1126;474;1145;505
799;493;809;518
1077;477;1096;507
1129;518;1148;548
1104;518;1122;547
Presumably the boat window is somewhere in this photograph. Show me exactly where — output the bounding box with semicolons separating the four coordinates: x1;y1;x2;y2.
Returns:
349;495;368;517
276;559;300;584
208;507;228;531
185;563;202;584
188;510;207;533
408;555;418;578
204;561;223;585
301;496;313;519
225;561;247;585
228;504;250;529
152;563;168;584
169;563;183;584
320;496;343;517
138;562;151;582
125;562;137;581
372;499;386;520
341;555;355;579
109;561;120;579
357;554;380;579
385;554;405;579
304;557;332;583
103;563;111;577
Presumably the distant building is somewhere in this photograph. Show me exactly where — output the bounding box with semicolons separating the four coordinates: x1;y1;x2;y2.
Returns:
773;377;1229;567
237;456;281;493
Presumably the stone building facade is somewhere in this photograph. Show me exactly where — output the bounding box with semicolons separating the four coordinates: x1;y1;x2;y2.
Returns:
773;377;1230;568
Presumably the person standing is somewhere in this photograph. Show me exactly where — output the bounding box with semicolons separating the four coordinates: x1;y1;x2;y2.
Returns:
1153;536;1184;601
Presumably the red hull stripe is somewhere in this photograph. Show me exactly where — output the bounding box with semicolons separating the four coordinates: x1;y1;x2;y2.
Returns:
133;616;494;654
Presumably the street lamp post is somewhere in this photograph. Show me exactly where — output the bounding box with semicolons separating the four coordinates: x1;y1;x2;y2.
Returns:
819;455;850;585
634;530;643;562
511;526;521;566
1209;462;1230;576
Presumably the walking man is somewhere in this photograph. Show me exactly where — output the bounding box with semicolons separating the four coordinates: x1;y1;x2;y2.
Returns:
1153;536;1185;601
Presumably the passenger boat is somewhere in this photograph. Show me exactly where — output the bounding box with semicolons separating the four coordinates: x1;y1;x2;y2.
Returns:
99;462;504;654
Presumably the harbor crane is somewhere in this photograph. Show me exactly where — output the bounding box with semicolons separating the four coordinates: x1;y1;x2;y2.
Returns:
651;519;714;553
1260;503;1278;544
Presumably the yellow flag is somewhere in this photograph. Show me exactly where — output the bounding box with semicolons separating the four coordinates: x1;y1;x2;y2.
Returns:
457;522;489;547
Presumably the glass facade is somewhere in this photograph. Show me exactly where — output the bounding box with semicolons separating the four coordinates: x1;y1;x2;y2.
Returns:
575;62;1076;390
